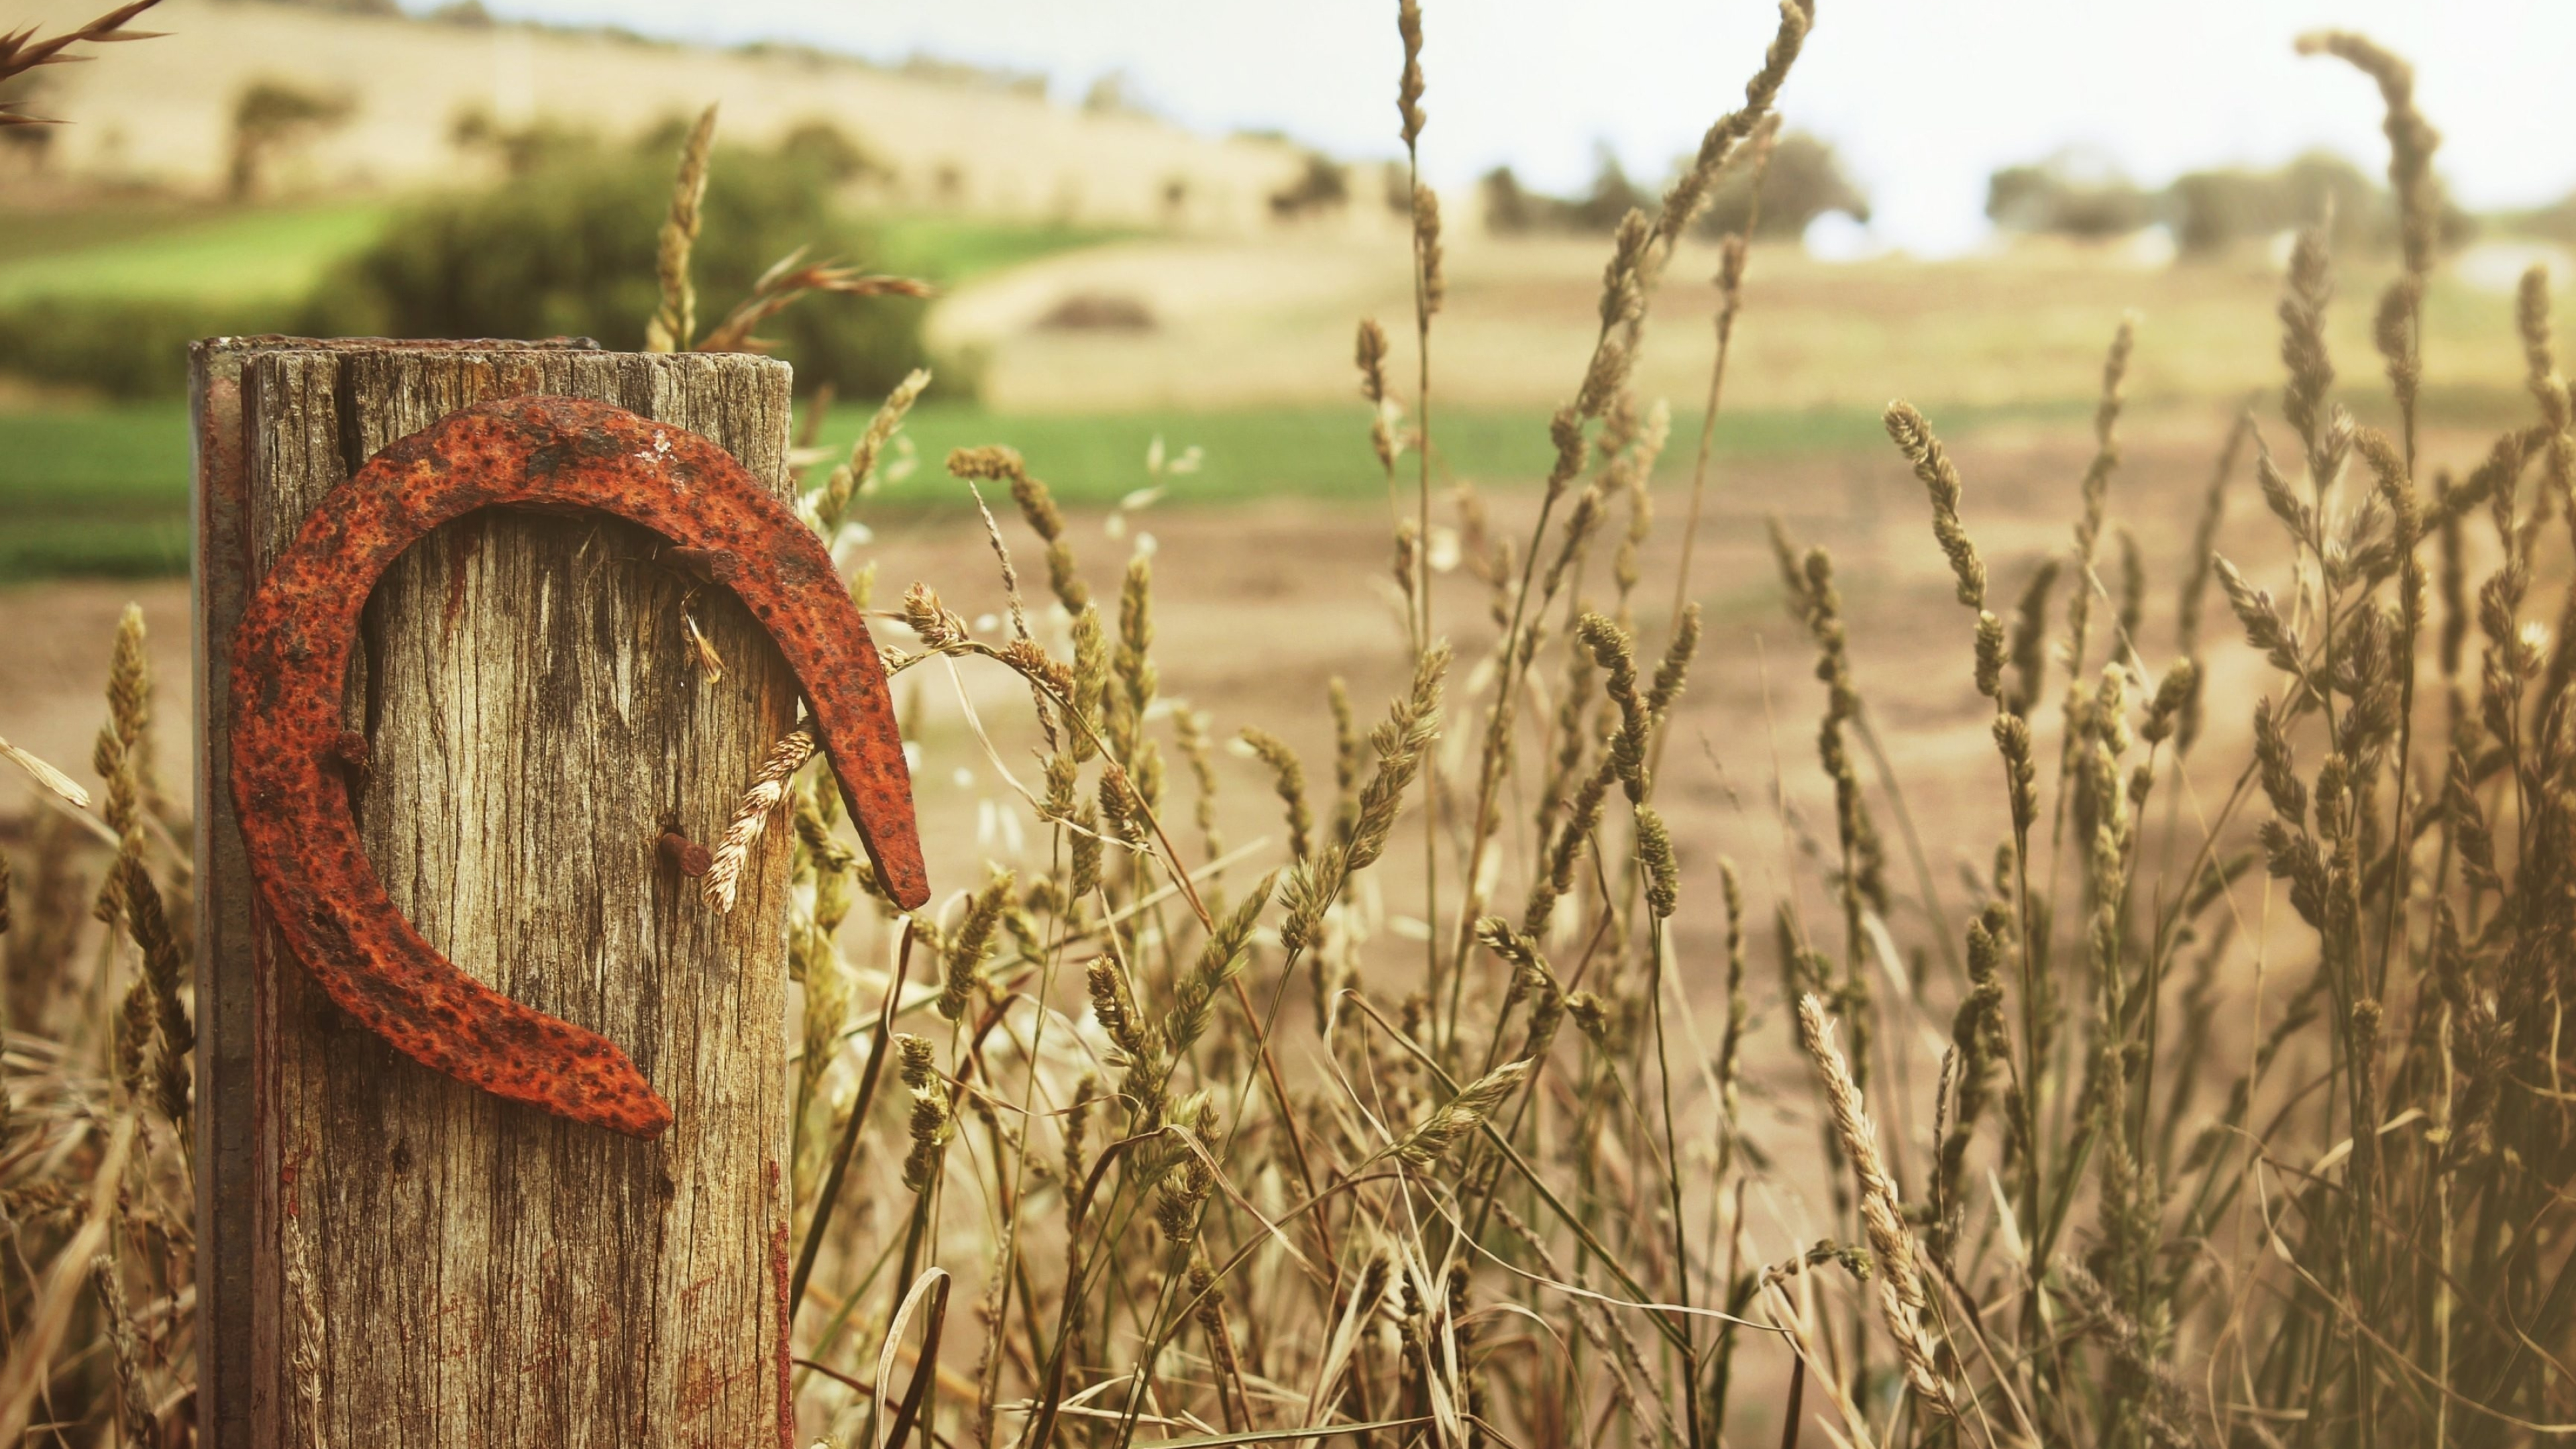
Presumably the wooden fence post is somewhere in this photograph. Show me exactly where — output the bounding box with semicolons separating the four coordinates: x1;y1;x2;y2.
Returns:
193;340;802;1447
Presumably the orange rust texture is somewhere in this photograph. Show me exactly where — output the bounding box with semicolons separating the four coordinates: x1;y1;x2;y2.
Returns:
229;395;928;1138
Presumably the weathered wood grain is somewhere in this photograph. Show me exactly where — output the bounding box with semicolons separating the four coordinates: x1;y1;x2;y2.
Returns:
195;343;801;1448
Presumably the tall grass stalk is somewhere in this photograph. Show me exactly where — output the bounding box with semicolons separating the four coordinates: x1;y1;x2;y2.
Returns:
12;20;2576;1449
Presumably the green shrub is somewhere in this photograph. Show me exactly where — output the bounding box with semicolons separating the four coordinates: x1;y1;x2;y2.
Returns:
0;136;941;401
0;294;286;400
1986;154;2159;239
304;137;939;398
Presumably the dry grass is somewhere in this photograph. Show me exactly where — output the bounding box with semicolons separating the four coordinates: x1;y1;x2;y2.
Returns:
7;13;2576;1449
1;0;163;129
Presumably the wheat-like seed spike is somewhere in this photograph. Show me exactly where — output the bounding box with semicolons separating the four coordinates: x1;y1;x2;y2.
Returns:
1654;0;1813;248
2214;556;2309;683
704;727;818;914
645;103;717;353
2280;227;2337;461
2178;409;2253;654
1884;400;1986;609
1794;994;1951;1413
1574;613;1650;802
2062;315;2137;682
1646;601;1701;717
820;368;930;535
106;603;167;822
897;1034;954;1191
2297;31;2440;280
1391;1059;1530;1167
902;581;969;652
281;1165;326;1449
937;871;1012;1022
1355;318;1392;407
1346;643;1448;873
119;855;190;1130
1412;183;1444;317
1635;806;1678;918
2520;265;2559;390
1163;875;1274;1058
1238;727;1313;861
1394;0;1425;150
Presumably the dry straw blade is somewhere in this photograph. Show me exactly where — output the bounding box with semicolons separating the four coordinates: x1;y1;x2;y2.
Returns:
0;735;92;809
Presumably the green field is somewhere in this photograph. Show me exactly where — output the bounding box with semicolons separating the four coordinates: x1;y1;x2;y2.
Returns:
0;394;2099;583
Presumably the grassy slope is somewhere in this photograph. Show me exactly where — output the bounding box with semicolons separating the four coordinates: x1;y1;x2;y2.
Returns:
0;200;396;304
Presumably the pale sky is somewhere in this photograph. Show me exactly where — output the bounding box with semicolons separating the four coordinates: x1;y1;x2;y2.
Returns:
479;0;2576;256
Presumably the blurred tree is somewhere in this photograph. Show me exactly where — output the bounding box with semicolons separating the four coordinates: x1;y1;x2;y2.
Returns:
2504;189;2576;245
1480;165;1538;234
1267;151;1348;220
227;78;354;200
1494;135;1875;239
1470;146;1650;234
448;107;593;178
1990;145;2476;256
777;118;893;186
1481;134;1866;241
306;136;937;398
1379;159;1413;218
1694;131;1869;239
1986;152;2155;239
2167;152;2377;255
2168;150;2473;258
1081;70;1148;117
1566;143;1651;231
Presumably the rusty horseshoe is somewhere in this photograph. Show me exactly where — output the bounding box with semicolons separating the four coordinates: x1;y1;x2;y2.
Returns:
230;394;930;1138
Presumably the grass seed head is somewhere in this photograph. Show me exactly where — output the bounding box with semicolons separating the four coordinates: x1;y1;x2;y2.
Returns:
1395;0;1426;150
2299;30;2441;278
1239;727;1314;861
937;871;1012;1022
644;103;716;352
1794;995;1949;1411
1885;400;1986;609
1392;1058;1531;1167
1635;806;1678;918
1412;184;1445;317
